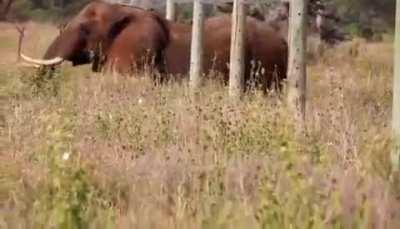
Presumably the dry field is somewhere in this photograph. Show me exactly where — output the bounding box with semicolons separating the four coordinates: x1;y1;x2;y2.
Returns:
0;22;399;228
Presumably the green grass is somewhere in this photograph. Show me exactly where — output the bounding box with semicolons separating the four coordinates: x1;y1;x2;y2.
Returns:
0;32;399;228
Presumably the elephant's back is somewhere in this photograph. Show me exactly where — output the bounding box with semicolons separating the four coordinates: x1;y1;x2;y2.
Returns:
164;22;192;76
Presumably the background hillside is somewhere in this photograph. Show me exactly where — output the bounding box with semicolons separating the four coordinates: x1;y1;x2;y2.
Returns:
0;0;397;34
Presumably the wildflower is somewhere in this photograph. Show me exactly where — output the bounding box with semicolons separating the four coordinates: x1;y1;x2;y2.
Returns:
62;152;71;161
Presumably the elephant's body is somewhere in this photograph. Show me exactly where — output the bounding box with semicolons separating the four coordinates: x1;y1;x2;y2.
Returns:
31;1;287;91
162;16;287;89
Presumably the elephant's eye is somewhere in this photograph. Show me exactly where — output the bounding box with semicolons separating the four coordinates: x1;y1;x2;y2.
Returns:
80;24;90;36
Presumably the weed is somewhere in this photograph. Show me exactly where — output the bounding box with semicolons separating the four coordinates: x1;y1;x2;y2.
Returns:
0;23;399;228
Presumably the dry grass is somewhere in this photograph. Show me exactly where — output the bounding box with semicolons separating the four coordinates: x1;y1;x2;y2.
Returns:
0;23;399;229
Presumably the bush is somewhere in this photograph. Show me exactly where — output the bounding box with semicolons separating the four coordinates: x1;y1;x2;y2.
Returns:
9;0;89;22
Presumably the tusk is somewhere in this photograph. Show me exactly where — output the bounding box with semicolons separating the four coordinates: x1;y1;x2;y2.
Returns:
20;53;64;66
18;62;41;68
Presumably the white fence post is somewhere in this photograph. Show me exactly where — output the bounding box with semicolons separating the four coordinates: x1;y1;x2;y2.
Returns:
190;0;205;91
287;0;307;125
166;0;176;21
392;0;400;171
229;0;247;98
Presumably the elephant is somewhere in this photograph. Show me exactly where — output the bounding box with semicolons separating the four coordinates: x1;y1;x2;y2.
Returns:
164;16;288;90
21;1;169;73
21;1;288;91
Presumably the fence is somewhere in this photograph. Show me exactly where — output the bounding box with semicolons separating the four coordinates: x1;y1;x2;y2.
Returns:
106;0;400;173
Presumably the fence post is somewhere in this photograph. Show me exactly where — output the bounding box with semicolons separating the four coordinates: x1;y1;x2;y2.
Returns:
166;0;176;21
229;0;247;98
392;0;400;171
287;0;307;125
189;0;204;91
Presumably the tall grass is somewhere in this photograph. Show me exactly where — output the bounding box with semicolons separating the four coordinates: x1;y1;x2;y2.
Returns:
0;23;399;228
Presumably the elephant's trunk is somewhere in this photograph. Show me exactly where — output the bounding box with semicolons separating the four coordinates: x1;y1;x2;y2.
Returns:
21;26;94;67
43;27;87;62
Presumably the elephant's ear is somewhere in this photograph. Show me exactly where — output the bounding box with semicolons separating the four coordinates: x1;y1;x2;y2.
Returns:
100;10;171;73
106;10;169;49
108;15;133;41
149;11;170;45
91;14;133;71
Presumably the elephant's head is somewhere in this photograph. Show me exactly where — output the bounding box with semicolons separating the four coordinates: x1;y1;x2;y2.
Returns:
21;1;170;72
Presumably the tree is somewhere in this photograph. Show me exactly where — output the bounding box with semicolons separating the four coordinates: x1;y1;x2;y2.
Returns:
392;0;400;171
287;0;307;125
229;0;247;98
189;0;204;91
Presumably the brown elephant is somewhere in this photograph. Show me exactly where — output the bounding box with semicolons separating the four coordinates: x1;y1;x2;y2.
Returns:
21;1;288;91
163;16;288;90
21;1;169;73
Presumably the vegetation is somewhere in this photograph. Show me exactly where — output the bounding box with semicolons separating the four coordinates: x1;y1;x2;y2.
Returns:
0;0;396;35
0;22;399;228
0;0;89;21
